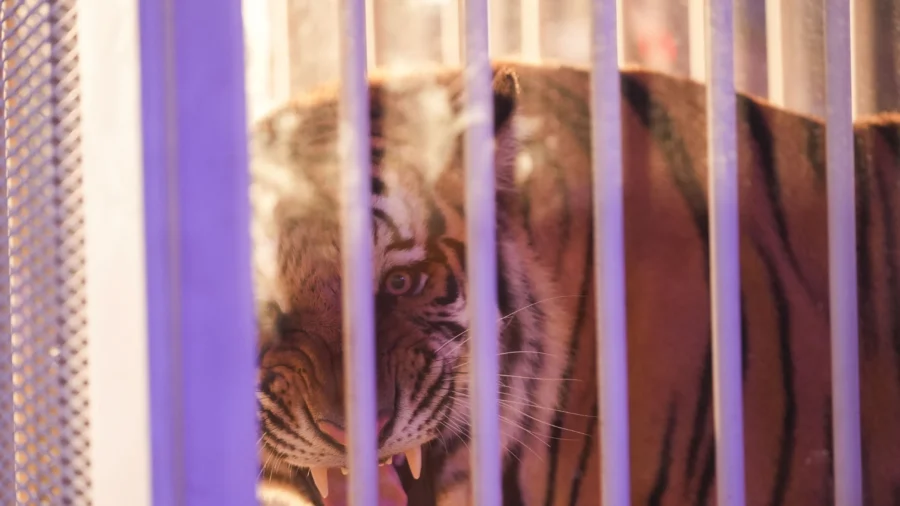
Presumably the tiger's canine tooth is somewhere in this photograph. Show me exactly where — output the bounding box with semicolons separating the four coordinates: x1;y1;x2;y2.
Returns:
405;446;422;479
310;467;329;498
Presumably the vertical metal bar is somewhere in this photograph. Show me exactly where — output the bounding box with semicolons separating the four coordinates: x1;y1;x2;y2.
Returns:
441;0;460;66
589;0;631;505
338;0;379;504
520;0;539;61
824;0;863;504
365;0;375;70
616;0;624;66
463;0;501;504
848;0;857;119
78;0;152;502
689;0;706;80
765;0;784;106
139;0;258;502
706;0;747;505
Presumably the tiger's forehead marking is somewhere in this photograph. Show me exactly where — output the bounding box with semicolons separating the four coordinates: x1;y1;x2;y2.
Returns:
249;71;470;314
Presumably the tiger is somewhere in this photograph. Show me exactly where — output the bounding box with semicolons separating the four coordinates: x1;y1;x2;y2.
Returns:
250;60;900;506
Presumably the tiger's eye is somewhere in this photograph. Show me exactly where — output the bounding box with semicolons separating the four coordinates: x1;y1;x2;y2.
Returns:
384;270;413;295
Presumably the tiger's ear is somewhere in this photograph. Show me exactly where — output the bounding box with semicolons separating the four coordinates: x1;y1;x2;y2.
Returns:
491;67;520;192
492;66;520;134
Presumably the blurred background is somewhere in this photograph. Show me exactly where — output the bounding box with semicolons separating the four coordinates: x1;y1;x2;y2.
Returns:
242;0;900;124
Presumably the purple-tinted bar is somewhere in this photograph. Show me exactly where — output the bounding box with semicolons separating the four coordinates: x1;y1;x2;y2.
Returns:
824;1;863;504
338;0;380;504
462;0;502;504
139;0;258;502
705;0;747;505
589;1;631;505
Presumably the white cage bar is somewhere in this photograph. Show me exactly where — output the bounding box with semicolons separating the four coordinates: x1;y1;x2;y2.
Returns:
463;0;503;504
338;0;380;503
589;1;631;505
825;0;863;504
705;0;747;505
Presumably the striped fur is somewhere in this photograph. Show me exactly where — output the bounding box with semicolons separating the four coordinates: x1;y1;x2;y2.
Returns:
251;61;900;505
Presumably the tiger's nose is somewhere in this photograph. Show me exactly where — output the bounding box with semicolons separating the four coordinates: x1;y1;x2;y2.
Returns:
319;414;391;447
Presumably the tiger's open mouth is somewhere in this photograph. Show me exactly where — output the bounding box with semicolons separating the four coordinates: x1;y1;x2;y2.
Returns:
305;445;423;499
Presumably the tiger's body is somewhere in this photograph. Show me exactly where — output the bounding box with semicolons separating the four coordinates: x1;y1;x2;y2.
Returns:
251;61;900;506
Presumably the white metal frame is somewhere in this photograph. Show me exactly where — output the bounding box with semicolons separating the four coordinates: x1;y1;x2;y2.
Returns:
78;0;151;504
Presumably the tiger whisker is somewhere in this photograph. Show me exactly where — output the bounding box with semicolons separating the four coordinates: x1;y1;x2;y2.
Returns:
450;392;579;444
452;349;565;371
434;294;582;354
488;388;594;419
436;418;471;453
444;384;593;419
445;405;546;462
453;372;582;383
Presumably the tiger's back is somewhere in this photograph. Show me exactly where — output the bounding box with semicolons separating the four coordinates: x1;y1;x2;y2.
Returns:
506;61;900;506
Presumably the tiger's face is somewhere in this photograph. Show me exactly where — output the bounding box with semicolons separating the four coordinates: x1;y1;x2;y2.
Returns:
252;68;520;499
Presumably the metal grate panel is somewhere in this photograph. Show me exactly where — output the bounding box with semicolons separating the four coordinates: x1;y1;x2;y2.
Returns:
1;0;89;504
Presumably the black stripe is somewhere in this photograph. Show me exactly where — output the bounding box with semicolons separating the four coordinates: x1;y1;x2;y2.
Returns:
694;445;715;506
372;176;385;195
617;75;716;493
411;367;449;422
411;349;436;399
874;125;900;392
543;235;593;506
430;384;456;434
822;397;836;506
503;445;526;506
742;99;816;305
805;120;827;184
379;382;402;446
373;208;404;243
441;238;467;272
428;204;447;237
261;414;309;452
386;238;417;252
684;341;711;488
434;272;460;306
854;131;876;354
756;242;797;506
259;374;300;425
567;400;598;506
432;320;466;340
647;399;678;506
620;76;710;280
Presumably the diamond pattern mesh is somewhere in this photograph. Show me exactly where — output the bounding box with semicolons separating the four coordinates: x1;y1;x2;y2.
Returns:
1;0;90;504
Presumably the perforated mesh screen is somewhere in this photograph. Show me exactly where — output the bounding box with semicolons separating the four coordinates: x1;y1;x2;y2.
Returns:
1;0;90;504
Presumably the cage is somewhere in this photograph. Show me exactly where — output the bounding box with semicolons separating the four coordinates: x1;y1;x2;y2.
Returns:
1;0;899;504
